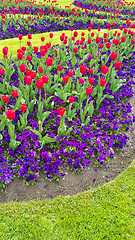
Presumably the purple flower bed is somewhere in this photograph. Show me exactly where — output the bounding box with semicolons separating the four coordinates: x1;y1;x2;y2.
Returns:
0;36;135;188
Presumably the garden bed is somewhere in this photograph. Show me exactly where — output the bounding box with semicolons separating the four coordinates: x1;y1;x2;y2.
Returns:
0;85;135;203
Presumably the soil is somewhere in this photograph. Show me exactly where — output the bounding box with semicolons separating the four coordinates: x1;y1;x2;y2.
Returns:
0;87;135;203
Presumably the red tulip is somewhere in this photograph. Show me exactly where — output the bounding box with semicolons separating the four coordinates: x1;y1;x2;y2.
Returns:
25;76;32;85
100;78;107;87
12;90;18;97
115;61;121;69
38;67;44;73
124;28;128;34
26;69;31;75
21;46;26;51
91;32;94;37
30;72;36;79
2;46;8;55
113;39;120;46
17;52;23;60
88;68;93;74
90;22;93;27
68;70;73;77
36;79;44;89
111;52;117;61
0;106;1;112
18;34;22;40
106;42;111;48
27;41;31;46
46;57;53;66
42;75;49;83
60;35;64;41
6;109;15;120
2;95;9;103
121;36;126;42
73;47;78;53
101;65;109;74
99;43;104;49
88;77;94;84
63;75;69;83
86;86;93;95
63;39;67;44
69;96;74;103
57;107;65;116
49;33;53;38
73;31;78;37
27;55;32;61
41;36;45;42
58;65;62;71
72;37;75;41
96;37;101;43
19;63;26;72
20;104;27;112
107;23;111;28
28;34;32;39
103;33;108;38
80;65;86;74
0;68;4;75
79;78;84;84
34;46;38;53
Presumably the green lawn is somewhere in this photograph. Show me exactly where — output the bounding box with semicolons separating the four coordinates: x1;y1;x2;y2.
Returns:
0;160;135;239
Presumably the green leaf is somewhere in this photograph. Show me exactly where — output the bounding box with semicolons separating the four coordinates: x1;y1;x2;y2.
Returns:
71;56;76;67
26;126;41;138
105;95;114;99
88;101;94;117
84;117;90;126
0;83;6;93
27;100;35;114
41;111;51;124
41;135;56;144
14;97;21;111
66;127;73;136
0;133;3;140
91;86;98;97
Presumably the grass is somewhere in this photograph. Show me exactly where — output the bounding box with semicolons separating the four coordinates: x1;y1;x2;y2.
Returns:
0;28;128;59
0;160;135;239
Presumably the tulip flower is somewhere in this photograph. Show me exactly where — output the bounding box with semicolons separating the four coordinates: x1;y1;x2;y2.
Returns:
2;95;9;103
115;61;121;69
80;65;86;74
100;78;107;87
12;90;18;98
111;52;117;61
86;86;93;95
20;104;27;112
101;65;109;74
6;109;15;120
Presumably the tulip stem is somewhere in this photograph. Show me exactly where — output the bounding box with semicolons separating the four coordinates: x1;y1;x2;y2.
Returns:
44;85;46;102
39;89;41;104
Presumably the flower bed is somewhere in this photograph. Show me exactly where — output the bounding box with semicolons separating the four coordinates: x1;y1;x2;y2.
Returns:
0;0;135;191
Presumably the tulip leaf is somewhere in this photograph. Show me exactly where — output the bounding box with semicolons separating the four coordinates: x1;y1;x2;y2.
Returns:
40;135;56;144
71;56;76;67
88;101;94;117
0;133;3;140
